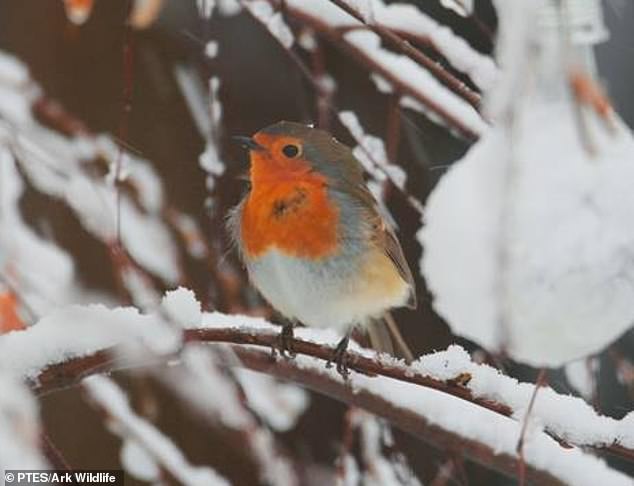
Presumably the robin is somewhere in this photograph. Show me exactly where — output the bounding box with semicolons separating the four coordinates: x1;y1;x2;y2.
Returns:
229;121;416;375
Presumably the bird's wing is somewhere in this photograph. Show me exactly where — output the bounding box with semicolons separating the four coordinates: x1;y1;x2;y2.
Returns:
332;174;417;310
378;218;417;309
312;135;417;308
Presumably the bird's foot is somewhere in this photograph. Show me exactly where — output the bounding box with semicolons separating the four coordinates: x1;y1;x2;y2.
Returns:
272;323;296;359
326;333;351;379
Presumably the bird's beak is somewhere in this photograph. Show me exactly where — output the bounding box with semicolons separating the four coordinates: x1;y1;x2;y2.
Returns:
232;136;265;152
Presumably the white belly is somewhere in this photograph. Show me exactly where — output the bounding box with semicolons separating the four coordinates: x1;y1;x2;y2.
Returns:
246;248;410;332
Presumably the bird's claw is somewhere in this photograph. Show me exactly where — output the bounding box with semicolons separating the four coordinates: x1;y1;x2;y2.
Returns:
272;323;296;359
326;334;351;379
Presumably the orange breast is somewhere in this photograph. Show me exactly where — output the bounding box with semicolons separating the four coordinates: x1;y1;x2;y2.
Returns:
241;175;339;260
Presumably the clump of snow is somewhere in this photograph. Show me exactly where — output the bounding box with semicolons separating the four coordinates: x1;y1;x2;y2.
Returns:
162;287;202;328
120;267;161;310
217;0;241;17
0;51;30;85
196;0;215;18
419;2;634;367
370;73;392;94
235;369;309;431
205;41;219;58
373;0;496;90
412;345;634;450
440;0;474;17
0;303;180;379
343;29;486;136
355;411;421;485
297;29;317;51
565;358;599;401
121;439;160;482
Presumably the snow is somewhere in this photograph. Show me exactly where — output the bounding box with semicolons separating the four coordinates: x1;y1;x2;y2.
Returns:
419;2;634;367
0;51;29;85
234;369;309;431
281;1;487;135
64;174;180;283
565;358;599;401
356;411;421;485
159;345;299;486
245;1;295;49
196;0;216;18
217;0;241;17
286;0;496;91
84;375;229;486
351;371;631;486
411;345;634;450
0;372;47;470
194;311;634;454
370;73;392;94
120;439;160;481
205;41;219;58
161;287;202;329
372;1;497;90
0;304;180;379
267;346;633;486
343;29;487;136
338;111;406;189
166;211;208;259
175;66;225;193
0;289;630;478
0;148;76;316
297;29;317;51
0;55;182;287
439;0;474;17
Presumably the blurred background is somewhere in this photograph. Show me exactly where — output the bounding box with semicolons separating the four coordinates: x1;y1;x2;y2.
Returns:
0;0;633;484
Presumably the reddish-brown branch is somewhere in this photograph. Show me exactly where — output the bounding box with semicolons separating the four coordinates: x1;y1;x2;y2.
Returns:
30;326;634;466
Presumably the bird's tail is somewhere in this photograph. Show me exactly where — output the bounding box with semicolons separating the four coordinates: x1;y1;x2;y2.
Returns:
366;312;414;363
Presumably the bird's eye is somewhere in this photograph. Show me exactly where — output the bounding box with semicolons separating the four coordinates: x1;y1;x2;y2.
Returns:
282;144;299;158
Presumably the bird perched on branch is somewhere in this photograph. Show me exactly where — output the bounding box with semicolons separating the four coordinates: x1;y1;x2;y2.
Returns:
229;121;416;375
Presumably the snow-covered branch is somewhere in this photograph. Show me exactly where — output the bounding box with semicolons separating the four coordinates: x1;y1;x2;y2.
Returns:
6;295;630;480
